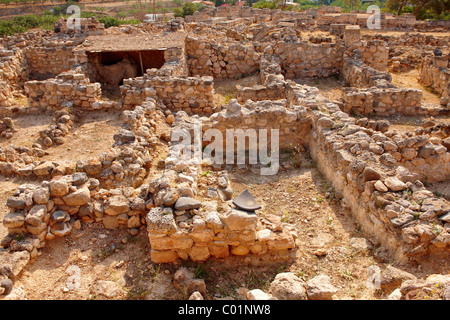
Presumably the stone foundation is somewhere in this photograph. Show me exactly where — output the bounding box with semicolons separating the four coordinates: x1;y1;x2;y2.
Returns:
24;69;103;111
419;55;450;107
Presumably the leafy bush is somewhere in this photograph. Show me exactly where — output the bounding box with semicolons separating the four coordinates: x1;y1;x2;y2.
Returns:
173;2;201;17
12;15;42;29
253;0;277;9
0;20;26;37
98;16;121;28
0;14;59;36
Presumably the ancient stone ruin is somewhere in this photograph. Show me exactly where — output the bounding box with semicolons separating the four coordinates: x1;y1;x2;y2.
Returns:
0;6;449;300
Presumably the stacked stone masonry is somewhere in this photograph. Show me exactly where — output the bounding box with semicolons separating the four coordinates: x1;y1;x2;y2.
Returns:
419;55;450;107
0;11;449;274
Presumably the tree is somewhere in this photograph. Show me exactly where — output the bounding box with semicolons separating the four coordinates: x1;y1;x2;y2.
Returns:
386;0;446;17
172;0;183;7
412;0;433;16
343;0;361;11
386;0;409;15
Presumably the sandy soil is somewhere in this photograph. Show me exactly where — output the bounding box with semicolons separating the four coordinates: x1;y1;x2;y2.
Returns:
0;110;124;162
391;69;442;105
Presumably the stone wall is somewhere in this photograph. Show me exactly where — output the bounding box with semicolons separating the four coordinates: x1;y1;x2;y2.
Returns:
236;81;286;103
185;36;261;79
418;55;450;107
307;99;450;262
24;69;103;111
145;111;297;263
121;74;215;114
342;86;424;116
342;53;392;88
0;48;28;110
341;48;429;117
23;40;80;79
273;40;344;79
0;100;163;254
204;98;311;152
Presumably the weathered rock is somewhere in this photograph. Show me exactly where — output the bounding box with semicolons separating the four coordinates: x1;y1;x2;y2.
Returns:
349;237;373;254
3;212;25;228
0;278;13;296
33;162;55;176
32;187;50;204
380;266;417;294
146;207;177;234
221;208;257;231
384;177;406;191
269;272;307;300
51;221;72;236
185;290;203;300
163;189;179;207
374;180;388;192
306;275;338;300
71;172;88;186
0;250;30;278
25;205;47;227
62;186;90;206
173;267;207;298
6;196;26;210
49;179;70;197
50;210;69;225
104;196;130;216
247;289;272;300
174;197;201;210
363;167;382;182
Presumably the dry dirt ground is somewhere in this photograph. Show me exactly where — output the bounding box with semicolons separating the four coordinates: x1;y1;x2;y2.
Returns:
0;110;123;162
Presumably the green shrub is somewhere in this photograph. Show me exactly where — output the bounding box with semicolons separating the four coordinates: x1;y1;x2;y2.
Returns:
98;16;121;28
13;15;42;29
0;20;26;36
173;7;183;17
173;2;200;18
253;0;277;9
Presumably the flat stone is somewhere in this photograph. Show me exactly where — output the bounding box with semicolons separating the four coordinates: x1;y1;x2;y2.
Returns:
174;197;201;210
3;212;25;229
